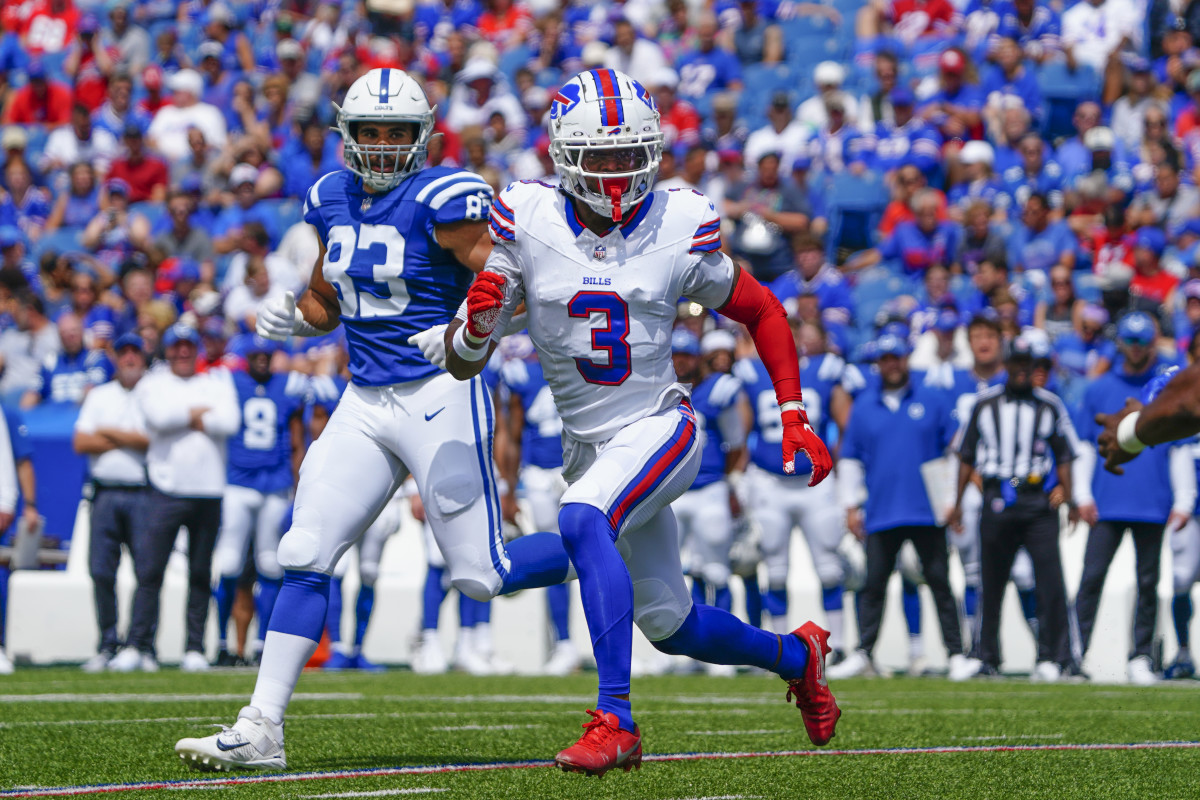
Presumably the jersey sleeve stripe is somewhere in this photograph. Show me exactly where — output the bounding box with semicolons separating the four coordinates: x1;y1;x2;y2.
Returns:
694;219;720;235
305;171;337;212
415;173;475;203
428;178;492;210
489;219;515;241
492;196;516;222
689;239;721;253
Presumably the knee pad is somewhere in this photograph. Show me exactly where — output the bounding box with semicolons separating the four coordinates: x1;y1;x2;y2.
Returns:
424;442;485;520
212;546;245;580
277;528;333;574
450;576;497;602
359;561;379;588
897;543;925;585
632;577;690;642
813;557;846;590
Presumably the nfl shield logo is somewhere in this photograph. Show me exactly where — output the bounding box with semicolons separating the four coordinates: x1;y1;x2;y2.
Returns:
361;197;373;212
593;244;606;261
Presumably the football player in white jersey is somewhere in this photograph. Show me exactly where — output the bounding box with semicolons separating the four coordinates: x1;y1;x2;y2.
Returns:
427;68;839;777
175;68;572;772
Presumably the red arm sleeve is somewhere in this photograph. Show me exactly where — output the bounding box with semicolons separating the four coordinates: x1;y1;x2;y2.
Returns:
717;265;803;406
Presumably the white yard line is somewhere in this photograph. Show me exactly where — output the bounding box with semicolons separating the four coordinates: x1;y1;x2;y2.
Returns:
0;692;361;703
296;790;448;798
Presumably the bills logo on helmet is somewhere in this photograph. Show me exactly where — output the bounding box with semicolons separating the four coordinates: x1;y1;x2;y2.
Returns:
550;84;582;121
633;80;656;113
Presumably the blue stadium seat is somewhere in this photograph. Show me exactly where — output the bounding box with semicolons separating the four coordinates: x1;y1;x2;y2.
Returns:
32;229;82;261
256;198;304;234
823;171;889;261
1037;62;1100;140
129;201;165;231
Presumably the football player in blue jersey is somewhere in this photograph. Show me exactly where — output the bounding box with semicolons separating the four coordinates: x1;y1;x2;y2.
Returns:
670;328;748;677
736;320;848;659
175;68;572;772
497;335;581;676
210;336;308;668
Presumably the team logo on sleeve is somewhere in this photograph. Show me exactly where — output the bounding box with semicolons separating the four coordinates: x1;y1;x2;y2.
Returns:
550;84;582;121
593;244;607;261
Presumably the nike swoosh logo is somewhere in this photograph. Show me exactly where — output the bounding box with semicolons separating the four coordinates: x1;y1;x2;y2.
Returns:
215;737;253;752
424;407;445;421
615;745;632;762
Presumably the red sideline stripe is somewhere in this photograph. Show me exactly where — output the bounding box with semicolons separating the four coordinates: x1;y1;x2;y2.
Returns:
595;69;620;129
5;742;1200;797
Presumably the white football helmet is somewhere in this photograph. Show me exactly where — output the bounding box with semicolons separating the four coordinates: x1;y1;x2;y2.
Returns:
548;69;664;221
335;68;436;192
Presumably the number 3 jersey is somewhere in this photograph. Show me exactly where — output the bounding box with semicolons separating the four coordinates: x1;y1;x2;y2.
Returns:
479;181;735;443
303;167;494;386
227;371;308;494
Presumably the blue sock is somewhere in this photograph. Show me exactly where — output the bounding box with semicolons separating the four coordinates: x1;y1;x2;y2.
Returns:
655;604;808;680
822;585;843;612
354;585;375;650
326;576;343;644
690;576;708;607
1017;587;1037;627
547;583;571;641
963;585;979;619
266;570;331;640
500;532;572;593
214;575;238;648
422;566;447;630
558;503;634;705
254;576;282;639
902;579;921;636
459;594;479;628
1173;593;1193;650
598;695;635;733
764;585;787;619
713;584;732;613
743;577;763;629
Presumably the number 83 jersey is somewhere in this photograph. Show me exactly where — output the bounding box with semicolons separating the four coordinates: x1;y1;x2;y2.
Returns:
304;166;494;386
481;181;735;443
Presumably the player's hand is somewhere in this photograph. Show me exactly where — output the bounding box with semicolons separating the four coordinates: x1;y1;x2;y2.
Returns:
22;504;38;530
946;504;963;533
1168;510;1191;533
501;492;519;524
1048;485;1065;510
781;405;831;486
0;510;13;534
257;290;297;341
1096;397;1142;475
1076;502;1099;527
465;271;505;343
408;324;449;370
846;508;865;540
188;407;210;431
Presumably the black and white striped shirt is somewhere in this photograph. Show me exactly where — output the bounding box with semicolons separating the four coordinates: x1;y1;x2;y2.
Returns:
958;385;1080;483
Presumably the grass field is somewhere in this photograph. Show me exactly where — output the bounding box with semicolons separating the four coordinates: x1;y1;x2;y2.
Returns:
1;668;1198;799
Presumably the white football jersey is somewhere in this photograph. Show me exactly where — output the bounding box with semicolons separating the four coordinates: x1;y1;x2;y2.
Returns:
478;180;735;443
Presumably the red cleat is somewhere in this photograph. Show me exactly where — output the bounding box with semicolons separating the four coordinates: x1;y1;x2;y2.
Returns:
785;621;842;746
554;709;642;777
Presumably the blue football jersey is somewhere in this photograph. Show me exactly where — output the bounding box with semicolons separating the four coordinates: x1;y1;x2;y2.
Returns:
227;371;308;494
688;371;745;490
736;353;842;476
302;167;494;387
500;357;564;470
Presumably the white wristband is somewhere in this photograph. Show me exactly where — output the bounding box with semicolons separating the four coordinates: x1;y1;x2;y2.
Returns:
292;313;322;338
452;324;490;362
1117;411;1146;454
780;400;806;414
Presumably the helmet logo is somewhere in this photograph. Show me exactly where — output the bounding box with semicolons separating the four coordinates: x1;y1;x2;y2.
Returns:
633;81;656;113
550;84;582;121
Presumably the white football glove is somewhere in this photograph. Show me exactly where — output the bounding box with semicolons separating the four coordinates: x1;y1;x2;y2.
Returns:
408;323;449;370
257;290;299;341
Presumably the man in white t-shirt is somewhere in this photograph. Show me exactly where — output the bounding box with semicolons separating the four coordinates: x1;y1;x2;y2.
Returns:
1061;0;1140;72
147;70;227;162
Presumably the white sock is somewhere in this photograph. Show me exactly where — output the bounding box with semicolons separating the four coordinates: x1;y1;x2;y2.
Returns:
826;608;845;652
908;633;924;661
474;623;494;655
249;631;319;725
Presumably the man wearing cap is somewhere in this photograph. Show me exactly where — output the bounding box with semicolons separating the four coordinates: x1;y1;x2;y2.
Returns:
443;59;526;137
868;87;943;177
797;61;860;131
66;12;120;112
1054;101;1106;184
998;0;1063;63
196;40;237;111
648;68;700;149
1073;311;1196;684
213;165;280;254
669;327;748;677
744;90;810;171
277;39;321;110
147;69;227;162
40;102;120;177
152;188;214;266
1008;192;1078;273
107;120;168;203
103;1;150;75
949;335;1079;681
1002;132;1065;210
981;36;1044;129
1129;226;1179;314
832;331;978;680
129;323;239;672
201;2;255;75
73;332;150;673
1129;151;1200;237
4;59;73;127
1111;59;1161;150
917;49;984;140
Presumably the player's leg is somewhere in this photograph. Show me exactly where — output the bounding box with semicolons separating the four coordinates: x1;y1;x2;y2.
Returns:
401;374;571;601
896;545;926;674
212;486;257;664
1010;547;1038;638
691;481;735;613
414;519;450;675
797;477;848;658
525;465;579;675
748;467;795;633
950;483;984;646
1167;518;1200;678
671;489;704;606
344;496;400;670
249;491;289;662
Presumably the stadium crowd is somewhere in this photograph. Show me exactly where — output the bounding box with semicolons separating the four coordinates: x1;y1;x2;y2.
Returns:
0;0;1198;685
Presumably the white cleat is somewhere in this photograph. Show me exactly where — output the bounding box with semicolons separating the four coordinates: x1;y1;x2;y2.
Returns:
1031;661;1061;683
453;637;496;676
81;652;112;673
108;647;144;673
542;641;581;676
827;649;873;680
1127;656;1158;686
175;706;286;772
181;651;210;672
0;649;13;675
411;631;448;675
948;654;983;682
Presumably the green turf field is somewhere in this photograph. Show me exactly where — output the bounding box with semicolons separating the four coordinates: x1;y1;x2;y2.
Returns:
1;669;1197;799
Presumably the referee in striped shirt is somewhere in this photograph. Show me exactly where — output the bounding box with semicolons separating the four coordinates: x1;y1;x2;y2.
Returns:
949;336;1080;681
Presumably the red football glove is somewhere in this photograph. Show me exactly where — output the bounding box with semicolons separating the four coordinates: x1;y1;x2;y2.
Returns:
781;404;832;486
465;271;506;342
